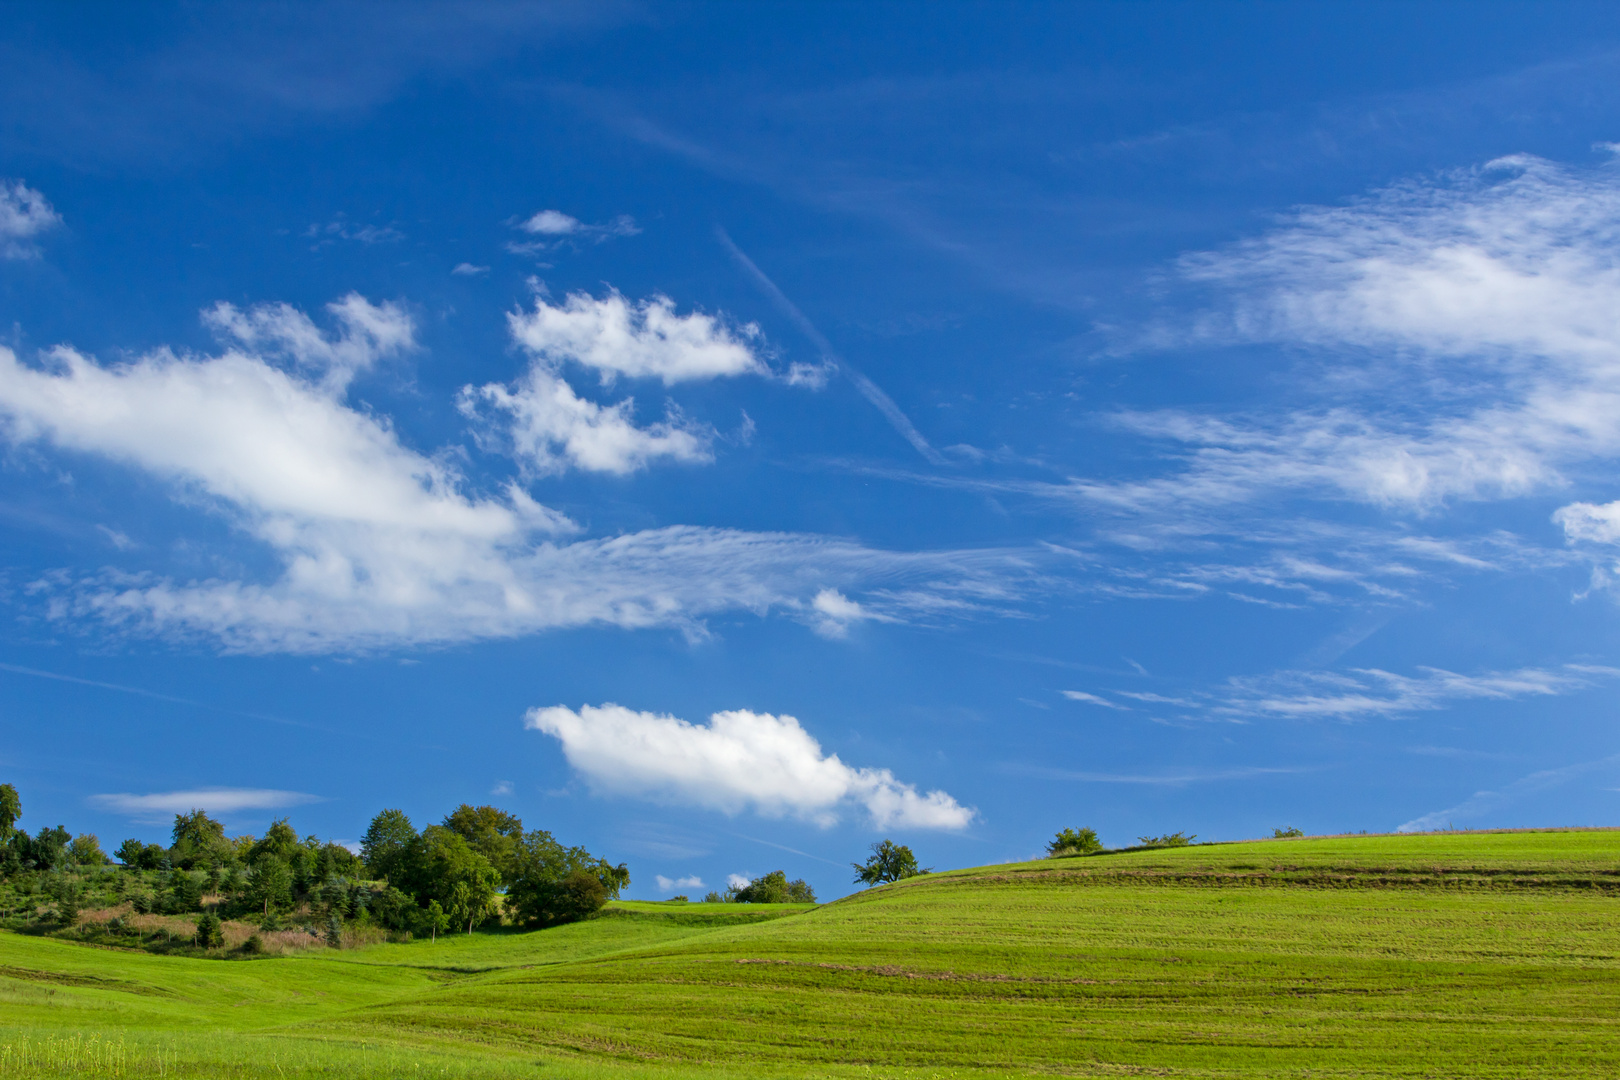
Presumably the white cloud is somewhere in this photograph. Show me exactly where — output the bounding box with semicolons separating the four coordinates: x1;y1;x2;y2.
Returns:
459;365;713;476
1397;752;1620;833
508;291;764;385
305;217;403;246
810;587;892;638
0;181;61;259
525;703;977;830
1060;690;1130;710
1080;154;1620;515
512;210;640;248
654;874;704;892
491;780;514;796
726;873;751;890
201;292;415;392
1216;663;1616;721
452;263;490;276
90;787;319;819
0;294;1033;652
520;210;582;235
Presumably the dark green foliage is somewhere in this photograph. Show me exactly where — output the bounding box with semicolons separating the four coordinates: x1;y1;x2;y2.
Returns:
168;871;204;913
361;809;416;884
116;839;167;870
0;782;19;836
245;856;293;915
509;868;607;928
324;910;343;948
1273;826;1305;838
399;827;500;932
1047;827;1103;857
420;898;449;942
853;839;928;886
170;810;231;870
442;804;525;882
45;872;81;924
67;833;108;865
1137;831;1196;848
504;828;623;927
194;911;224;948
729;870;816;903
703;890;721;903
365;886;417;932
240;932;263;954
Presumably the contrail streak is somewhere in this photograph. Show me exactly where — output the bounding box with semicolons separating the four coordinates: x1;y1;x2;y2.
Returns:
716;227;947;466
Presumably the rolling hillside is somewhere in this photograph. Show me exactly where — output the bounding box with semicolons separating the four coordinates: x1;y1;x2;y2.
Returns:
3;829;1619;1078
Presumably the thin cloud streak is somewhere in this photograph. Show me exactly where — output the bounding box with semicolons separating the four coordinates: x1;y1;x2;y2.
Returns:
717;227;946;465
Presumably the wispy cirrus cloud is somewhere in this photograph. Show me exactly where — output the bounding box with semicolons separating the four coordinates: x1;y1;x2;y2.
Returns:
0;180;60;259
526;702;977;830
91;787;320;820
1058;662;1619;725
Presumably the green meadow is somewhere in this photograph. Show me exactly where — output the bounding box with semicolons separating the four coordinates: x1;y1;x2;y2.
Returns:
3;829;1619;1078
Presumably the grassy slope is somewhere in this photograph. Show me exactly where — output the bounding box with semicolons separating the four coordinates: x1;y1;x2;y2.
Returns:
3;831;1619;1078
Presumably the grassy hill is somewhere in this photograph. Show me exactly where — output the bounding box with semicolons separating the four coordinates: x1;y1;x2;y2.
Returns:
3;829;1619;1078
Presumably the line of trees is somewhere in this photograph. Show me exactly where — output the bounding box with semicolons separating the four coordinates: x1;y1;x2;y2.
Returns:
0;783;627;942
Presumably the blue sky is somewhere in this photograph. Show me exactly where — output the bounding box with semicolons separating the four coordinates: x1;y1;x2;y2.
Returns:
5;1;1620;899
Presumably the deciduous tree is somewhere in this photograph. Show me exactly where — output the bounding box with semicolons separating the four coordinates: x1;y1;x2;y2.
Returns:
852;840;927;886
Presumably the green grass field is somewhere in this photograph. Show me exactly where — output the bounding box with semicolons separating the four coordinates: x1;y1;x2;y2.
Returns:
3;829;1618;1078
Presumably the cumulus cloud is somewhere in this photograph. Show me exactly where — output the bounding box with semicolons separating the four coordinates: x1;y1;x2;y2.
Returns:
0;294;1032;651
508;290;764;385
0;180;61;259
459;289;769;476
655;874;704;892
91;787;319;819
459;365;713;476
1082;153;1620;515
525;703;976;830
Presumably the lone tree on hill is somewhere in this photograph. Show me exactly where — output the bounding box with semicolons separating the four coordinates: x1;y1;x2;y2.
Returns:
852;840;928;886
1047;827;1103;857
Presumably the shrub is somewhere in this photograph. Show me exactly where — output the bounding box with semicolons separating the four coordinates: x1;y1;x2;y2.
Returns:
509;868;607;928
669;895;688;902
1273;826;1304;839
1046;827;1103;857
194;912;224;948
702;891;721;903
730;871;816;903
241;933;264;955
1137;831;1196;848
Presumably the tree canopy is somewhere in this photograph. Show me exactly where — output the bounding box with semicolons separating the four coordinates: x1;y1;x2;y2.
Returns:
852;839;928;886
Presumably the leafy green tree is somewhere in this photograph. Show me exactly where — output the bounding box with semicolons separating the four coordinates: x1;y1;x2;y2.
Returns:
247;819;301;865
68;833;108;865
324;910;344;948
30;825;70;871
731;870;816;903
1047;827;1103;857
504;829;622;927
170;810;229;869
1273;826;1304;839
702;890;721;903
852;840;928;886
168;871;204;913
420;899;449;942
360;809;416;884
1137;831;1195;848
442;804;525;883
246;856;294;916
194;912;224;949
0;783;19;837
399;826;501;932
